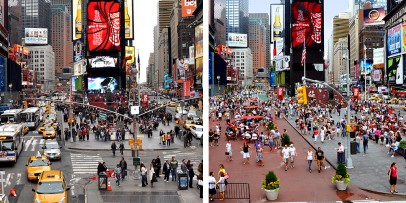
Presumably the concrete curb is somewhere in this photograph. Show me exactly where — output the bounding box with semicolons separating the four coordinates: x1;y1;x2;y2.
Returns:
66;147;180;151
284;117;406;198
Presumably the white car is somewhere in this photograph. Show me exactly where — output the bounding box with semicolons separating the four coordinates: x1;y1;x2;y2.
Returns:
187;110;197;119
42;139;62;160
191;125;203;139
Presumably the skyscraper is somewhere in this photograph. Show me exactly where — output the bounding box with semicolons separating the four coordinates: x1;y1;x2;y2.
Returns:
249;13;270;69
21;0;52;45
214;0;226;46
248;17;266;75
51;5;73;74
226;0;249;36
158;0;174;33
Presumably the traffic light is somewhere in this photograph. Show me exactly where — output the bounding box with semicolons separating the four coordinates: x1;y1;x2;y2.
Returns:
297;86;308;105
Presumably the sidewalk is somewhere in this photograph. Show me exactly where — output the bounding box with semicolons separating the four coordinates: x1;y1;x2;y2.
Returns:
285;111;406;196
85;170;201;203
58;112;186;151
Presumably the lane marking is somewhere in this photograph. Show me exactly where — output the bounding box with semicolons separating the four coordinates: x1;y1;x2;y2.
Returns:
16;173;21;185
30;139;37;151
39;139;45;145
5;173;11;187
24;137;34;151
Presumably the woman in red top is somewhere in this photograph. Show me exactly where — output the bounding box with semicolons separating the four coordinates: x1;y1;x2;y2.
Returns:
388;162;398;193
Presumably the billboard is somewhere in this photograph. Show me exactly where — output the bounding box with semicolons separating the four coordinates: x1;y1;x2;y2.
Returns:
72;0;83;40
0;57;4;92
360;59;373;74
291;2;322;49
182;0;197;17
271;4;284;42
227;33;247;48
142;94;148;107
87;1;121;52
125;46;135;64
87;77;118;92
74;61;86;76
195;23;203;58
24;28;48;44
373;47;384;65
373;69;382;82
124;0;134;39
402;22;406;53
0;0;4;27
387;56;401;83
88;56;118;68
73;39;84;62
274;38;284;58
387;24;401;56
363;8;385;26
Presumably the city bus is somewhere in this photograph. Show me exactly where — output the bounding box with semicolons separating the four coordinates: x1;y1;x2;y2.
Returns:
21;107;43;129
0;109;24;125
0;124;24;164
0;105;10;114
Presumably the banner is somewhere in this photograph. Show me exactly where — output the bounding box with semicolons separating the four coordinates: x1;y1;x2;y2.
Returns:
195;24;203;58
0;57;4;91
124;0;134;39
227;33;247;48
402;22;406;53
0;0;4;27
277;87;284;100
291;2;322;49
142;94;148;107
373;47;384;65
73;0;83;40
24;28;48;44
182;0;197;17
73;39;84;62
387;24;401;56
363;8;385;26
387;56;401;83
270;72;275;86
373;69;382;82
125;46;135;64
87;1;121;52
183;80;190;97
271;4;284;42
353;87;360;99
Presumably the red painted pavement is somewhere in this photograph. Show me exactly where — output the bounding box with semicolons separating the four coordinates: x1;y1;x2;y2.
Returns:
209;116;391;202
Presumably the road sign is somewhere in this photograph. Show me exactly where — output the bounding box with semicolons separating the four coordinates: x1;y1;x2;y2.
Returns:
99;113;107;120
133;157;140;166
131;106;139;115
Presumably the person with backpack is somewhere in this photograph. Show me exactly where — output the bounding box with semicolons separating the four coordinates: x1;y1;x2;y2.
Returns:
114;164;122;186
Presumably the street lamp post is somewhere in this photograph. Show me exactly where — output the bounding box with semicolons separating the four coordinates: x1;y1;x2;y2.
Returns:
8;84;12;101
217;75;220;94
344;47;354;169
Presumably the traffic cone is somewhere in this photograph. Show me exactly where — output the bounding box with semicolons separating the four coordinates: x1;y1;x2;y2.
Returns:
10;188;16;197
107;181;112;191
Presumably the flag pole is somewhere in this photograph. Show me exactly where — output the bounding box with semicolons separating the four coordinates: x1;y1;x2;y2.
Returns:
303;41;306;84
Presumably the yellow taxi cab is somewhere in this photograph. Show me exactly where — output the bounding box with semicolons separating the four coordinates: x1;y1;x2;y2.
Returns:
403;106;406;111
168;101;177;107
26;153;52;181
38;123;53;134
389;98;399;104
52;122;59;129
43;127;56;139
183;120;195;130
32;170;69;203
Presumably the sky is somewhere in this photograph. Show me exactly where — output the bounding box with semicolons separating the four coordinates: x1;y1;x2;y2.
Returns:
133;0;159;83
250;0;350;55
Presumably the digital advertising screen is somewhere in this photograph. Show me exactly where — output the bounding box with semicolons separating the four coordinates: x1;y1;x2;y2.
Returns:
291;2;322;49
271;4;284;42
87;1;121;52
363;8;385;26
387;24;401;57
182;0;197;17
88;56;117;68
227;33;247;48
88;77;118;92
24;28;48;45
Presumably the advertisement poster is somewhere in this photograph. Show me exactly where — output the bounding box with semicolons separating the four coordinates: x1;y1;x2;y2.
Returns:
74;61;85;76
87;1;121;52
360;59;373;74
271;4;284;42
353;87;360;99
387;24;401;56
291;2;322;49
227;33;248;48
363;8;385;26
24;28;48;44
270;72;275;86
195;24;203;58
125;46;135;64
373;47;384;65
89;56;117;68
72;0;82;40
275;38;284;58
387;56;401;83
402;22;406;53
182;0;197;17
277;87;284;100
124;0;134;39
397;56;404;84
142;94;148;107
373;69;382;82
73;39;84;62
183;80;190;97
87;77;118;92
0;57;4;92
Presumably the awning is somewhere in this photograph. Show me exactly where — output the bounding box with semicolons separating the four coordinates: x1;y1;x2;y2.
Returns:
240;115;264;120
243;106;259;109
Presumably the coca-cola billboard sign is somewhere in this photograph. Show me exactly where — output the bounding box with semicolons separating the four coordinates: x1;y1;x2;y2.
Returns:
87;1;121;52
291;2;322;49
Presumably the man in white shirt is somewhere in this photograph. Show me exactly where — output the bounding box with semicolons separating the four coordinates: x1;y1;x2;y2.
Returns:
337;142;345;165
226;140;232;161
289;144;296;168
281;145;290;171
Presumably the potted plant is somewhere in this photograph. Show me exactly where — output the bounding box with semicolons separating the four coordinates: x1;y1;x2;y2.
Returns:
267;121;275;131
261;171;280;200
332;164;350;190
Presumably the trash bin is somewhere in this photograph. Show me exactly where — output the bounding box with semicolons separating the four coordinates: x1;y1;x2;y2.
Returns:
350;141;357;155
178;173;188;190
98;172;108;190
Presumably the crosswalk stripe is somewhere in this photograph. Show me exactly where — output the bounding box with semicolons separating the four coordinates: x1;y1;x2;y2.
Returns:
24;137;34;151
30;139;37;151
71;153;103;175
39;139;45;145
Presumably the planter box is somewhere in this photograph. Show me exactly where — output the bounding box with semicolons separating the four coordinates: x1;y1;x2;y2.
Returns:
264;188;279;200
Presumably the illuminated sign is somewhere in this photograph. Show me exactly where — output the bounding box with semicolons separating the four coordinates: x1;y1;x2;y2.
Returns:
24;28;48;45
291;2;322;49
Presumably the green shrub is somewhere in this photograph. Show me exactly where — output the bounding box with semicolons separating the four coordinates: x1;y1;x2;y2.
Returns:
262;171;280;190
399;140;406;149
282;134;290;146
267;122;275;130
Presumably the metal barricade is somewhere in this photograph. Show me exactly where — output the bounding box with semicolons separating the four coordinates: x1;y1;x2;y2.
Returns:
209;182;250;202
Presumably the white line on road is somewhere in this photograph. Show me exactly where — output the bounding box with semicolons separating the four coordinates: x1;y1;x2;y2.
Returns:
71;185;75;196
5;173;11;187
24;137;34;151
16;173;21;185
39;139;45;145
30;139;37;151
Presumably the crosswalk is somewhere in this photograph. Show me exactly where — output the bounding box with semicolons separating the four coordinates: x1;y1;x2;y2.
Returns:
71;153;103;175
24;136;46;151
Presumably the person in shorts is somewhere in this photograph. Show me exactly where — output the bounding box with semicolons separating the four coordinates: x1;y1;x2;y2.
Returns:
208;172;217;201
315;147;326;173
281;145;290;171
240;142;250;164
209;129;214;147
226;140;232;161
289;144;296;168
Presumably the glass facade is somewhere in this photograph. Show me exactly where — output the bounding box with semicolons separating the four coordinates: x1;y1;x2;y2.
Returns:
226;0;249;36
21;0;52;45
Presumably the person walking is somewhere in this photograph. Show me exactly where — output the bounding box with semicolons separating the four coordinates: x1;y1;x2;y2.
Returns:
166;133;171;146
226;140;232;161
240;142;251;165
281;145;290;171
111;141;117;157
216;172;226;201
114;164;121;186
355;134;361;153
388;162;398;194
119;142;124;155
315;147;326;173
313;127;319;143
337;142;345;164
141;163;148;187
119;157;127;180
257;146;264;166
306;147;313;173
289;144;296;168
155;156;161;178
188;164;195;188
170;156;178;181
163;160;171;182
362;130;369;154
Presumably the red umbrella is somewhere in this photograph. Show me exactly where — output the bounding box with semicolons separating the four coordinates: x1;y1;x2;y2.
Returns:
243;106;259;109
240;115;264;120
